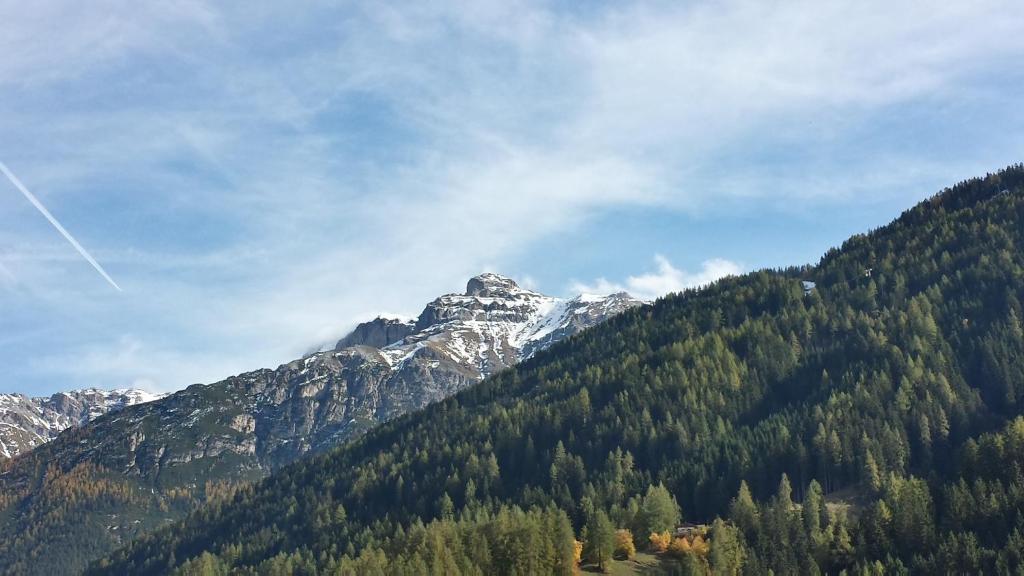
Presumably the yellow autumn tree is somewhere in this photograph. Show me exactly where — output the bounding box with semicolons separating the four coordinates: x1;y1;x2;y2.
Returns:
574;540;583;565
614;529;636;559
690;534;710;557
648;531;672;552
668;536;692;558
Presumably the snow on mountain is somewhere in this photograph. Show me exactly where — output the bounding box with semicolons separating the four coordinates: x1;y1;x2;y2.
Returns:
0;388;163;459
351;273;642;380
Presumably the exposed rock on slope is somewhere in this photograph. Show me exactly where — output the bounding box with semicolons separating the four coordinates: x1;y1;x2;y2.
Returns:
334;316;415;350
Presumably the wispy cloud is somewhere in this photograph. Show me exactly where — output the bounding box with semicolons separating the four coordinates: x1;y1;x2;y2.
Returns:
0;259;16;285
29;333;240;392
572;255;743;301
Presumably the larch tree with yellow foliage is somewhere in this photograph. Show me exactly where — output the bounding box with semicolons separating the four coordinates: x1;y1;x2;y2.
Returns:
614;529;636;559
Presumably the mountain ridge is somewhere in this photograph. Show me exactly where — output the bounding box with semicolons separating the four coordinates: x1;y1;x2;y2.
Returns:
0;273;642;575
0;388;162;460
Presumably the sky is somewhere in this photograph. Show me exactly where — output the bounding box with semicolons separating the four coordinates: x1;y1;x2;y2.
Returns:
1;0;1023;396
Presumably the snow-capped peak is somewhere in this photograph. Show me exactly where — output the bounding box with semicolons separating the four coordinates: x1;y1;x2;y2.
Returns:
0;387;163;460
464;272;534;297
332;273;645;380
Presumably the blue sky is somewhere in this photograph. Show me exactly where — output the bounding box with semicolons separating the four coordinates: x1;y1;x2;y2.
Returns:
1;1;1023;395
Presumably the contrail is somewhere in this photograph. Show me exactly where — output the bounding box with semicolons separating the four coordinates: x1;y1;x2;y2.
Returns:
0;161;122;291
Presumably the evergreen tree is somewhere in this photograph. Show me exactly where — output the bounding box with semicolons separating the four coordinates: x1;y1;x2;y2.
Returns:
583;510;615;572
636;483;682;536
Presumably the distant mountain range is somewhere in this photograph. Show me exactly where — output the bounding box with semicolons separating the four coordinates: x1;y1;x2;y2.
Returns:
0;388;162;459
0;273;641;574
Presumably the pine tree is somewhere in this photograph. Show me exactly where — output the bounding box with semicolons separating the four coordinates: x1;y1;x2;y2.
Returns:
728;481;760;538
584;510;615;572
709;519;744;576
636;483;681;536
803;480;825;536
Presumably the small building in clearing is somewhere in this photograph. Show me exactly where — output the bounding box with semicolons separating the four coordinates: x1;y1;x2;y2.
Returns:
675;523;709;538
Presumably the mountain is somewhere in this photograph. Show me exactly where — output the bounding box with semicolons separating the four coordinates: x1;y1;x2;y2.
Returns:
90;165;1024;575
0;388;162;460
0;274;641;575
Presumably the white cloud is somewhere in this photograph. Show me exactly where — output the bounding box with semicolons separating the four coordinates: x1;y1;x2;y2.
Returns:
572;255;743;301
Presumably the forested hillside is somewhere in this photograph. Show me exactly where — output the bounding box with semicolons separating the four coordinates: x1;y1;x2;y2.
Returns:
96;165;1024;575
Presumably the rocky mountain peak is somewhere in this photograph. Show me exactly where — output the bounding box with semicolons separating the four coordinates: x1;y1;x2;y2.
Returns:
465;272;527;297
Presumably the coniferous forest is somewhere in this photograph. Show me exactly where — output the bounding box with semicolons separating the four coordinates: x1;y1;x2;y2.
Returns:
75;164;1024;573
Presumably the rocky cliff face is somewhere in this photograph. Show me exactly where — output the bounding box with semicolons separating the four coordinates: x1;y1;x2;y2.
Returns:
334;316;416;350
0;389;162;459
